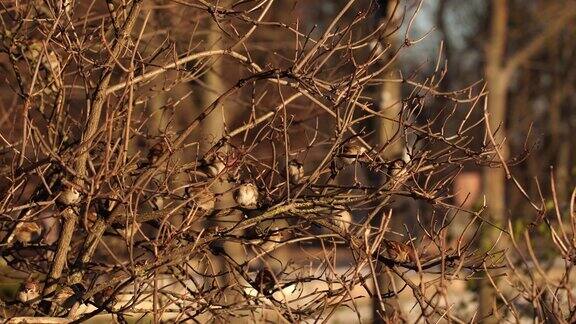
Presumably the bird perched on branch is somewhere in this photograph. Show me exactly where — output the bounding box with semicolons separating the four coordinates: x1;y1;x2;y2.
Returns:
16;279;41;304
56;180;81;206
147;141;168;165
287;159;304;184
339;142;367;165
254;268;278;295
383;239;417;263
234;182;259;209
93;286;118;308
13;221;43;245
199;151;226;178
246;221;287;251
332;208;353;232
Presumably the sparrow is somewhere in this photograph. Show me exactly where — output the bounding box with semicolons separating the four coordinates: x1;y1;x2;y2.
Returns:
388;159;408;179
383;239;416;263
234;182;259;209
56;180;81;206
332;208;352;232
51;284;85;310
191;189;216;214
340;143;367;165
23;40;61;74
287;159;304;184
150;195;164;210
14;221;43;245
93;286;117;308
16;279;41;304
254;268;278;295
199;152;226;177
117;222;140;241
246;224;285;251
148;141;167;164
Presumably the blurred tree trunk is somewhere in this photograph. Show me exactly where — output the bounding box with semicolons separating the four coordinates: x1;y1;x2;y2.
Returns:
479;1;508;321
374;1;404;322
202;13;243;314
480;1;576;321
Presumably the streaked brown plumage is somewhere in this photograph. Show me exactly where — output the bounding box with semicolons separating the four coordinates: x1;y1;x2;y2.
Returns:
57;181;81;206
383;239;416;263
148;141;167;164
14;221;42;245
17;279;40;303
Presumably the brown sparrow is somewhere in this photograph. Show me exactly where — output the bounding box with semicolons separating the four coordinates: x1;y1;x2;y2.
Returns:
287;159;304;184
191;190;216;213
16;279;40;303
332;208;352;232
388;159;408;180
147;141;167;164
200;152;226;177
234;182;259;209
246;225;285;251
383;239;416;263
51;286;77;309
14;221;42;245
340;143;367;165
24;41;61;74
56;181;81;206
93;286;117;308
254;268;278;295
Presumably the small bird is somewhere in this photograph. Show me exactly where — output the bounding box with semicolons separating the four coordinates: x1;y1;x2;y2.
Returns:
254;268;278;295
191;190;216;213
234;182;259;209
51;286;78;310
200;152;226;177
332;208;352;232
388;159;408;179
23;40;61;75
246;225;285;251
383;239;416;263
13;221;43;245
287;159;304;184
150;195;164;210
117;222;140;242
340;143;367;165
148;141;167;165
56;181;81;206
16;279;41;304
93;286;117;308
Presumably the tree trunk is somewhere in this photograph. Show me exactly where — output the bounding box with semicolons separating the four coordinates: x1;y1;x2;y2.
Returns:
373;1;404;322
479;1;509;322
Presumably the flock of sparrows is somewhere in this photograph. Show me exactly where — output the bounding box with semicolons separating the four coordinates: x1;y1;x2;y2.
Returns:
10;139;417;309
15;279;117;312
